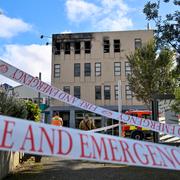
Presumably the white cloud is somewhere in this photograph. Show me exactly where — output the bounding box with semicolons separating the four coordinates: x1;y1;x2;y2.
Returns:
66;0;99;22
0;44;51;86
96;17;133;31
61;30;72;34
65;0;133;31
0;14;32;38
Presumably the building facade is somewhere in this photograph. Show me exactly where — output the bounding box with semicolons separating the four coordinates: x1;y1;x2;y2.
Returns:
49;30;153;133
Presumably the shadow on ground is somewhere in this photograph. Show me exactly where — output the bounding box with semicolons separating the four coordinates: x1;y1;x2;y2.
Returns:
4;157;180;180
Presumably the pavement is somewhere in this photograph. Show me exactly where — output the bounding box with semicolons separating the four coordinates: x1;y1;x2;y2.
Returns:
4;157;180;180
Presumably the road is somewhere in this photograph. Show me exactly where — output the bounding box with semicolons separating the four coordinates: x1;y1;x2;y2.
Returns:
4;157;180;180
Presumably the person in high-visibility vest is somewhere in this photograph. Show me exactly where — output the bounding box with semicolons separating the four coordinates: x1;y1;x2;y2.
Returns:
51;112;63;126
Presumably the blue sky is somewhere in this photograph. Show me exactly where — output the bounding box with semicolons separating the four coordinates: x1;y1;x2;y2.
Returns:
0;0;176;86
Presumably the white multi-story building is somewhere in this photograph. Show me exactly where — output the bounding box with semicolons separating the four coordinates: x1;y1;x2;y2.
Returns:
49;30;153;134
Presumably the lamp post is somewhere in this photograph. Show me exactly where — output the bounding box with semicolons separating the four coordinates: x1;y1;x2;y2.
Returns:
118;80;122;136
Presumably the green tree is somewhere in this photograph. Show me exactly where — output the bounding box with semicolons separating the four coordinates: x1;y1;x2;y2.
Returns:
0;90;27;118
143;0;180;112
171;87;180;113
25;100;41;122
143;0;179;54
126;41;177;106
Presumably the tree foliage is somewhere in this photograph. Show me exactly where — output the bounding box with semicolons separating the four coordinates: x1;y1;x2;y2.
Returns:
0;90;28;118
171;87;180;113
143;0;180;112
0;89;41;121
143;0;180;55
127;41;177;106
25;100;41;122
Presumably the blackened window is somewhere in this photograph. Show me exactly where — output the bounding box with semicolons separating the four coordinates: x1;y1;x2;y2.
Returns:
95;63;101;76
85;41;91;54
65;42;70;54
84;63;91;76
95;86;101;100
54;64;60;78
74;41;81;54
135;38;142;49
54;42;60;55
104;85;111;100
103;39;110;53
114;40;120;52
114;62;121;76
125;85;132;99
74;63;80;77
125;62;131;76
63;86;70;94
74;86;80;99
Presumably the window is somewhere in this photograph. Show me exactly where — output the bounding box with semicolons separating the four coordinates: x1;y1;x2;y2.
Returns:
114;40;120;52
85;41;91;54
74;63;80;77
65;42;70;54
54;64;60;78
114;85;118;100
74;41;80;54
84;63;91;76
63;86;70;94
135;38;142;49
95;86;102;100
74;86;81;99
114;62;121;76
125;85;132;99
125;62;131;76
103;39;110;53
104;85;111;100
54;42;60;55
95;63;101;76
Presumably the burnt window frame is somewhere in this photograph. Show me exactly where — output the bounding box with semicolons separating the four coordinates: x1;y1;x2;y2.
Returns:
114;39;120;53
85;41;91;54
64;42;71;54
74;41;81;54
103;39;110;53
53;42;61;55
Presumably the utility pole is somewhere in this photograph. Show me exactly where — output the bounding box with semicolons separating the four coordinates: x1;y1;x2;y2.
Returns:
38;72;41;107
152;98;159;142
118;80;122;136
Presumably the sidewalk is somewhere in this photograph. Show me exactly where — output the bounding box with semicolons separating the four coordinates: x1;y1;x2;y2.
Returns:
4;157;180;180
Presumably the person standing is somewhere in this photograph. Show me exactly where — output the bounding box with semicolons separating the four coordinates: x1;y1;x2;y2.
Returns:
51;112;63;126
79;114;96;130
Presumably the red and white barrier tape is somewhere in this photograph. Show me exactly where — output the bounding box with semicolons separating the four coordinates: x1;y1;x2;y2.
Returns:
0;59;180;137
0;115;179;170
90;123;120;132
